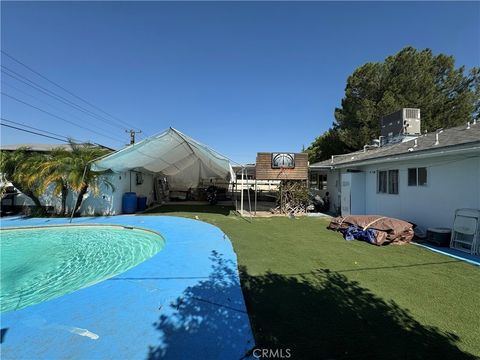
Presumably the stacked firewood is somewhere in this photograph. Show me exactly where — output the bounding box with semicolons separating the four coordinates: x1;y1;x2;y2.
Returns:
270;180;309;215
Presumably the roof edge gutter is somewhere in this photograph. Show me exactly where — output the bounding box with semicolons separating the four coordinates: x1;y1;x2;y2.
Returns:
332;144;480;169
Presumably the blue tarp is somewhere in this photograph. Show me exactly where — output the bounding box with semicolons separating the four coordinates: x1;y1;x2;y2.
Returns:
343;225;377;244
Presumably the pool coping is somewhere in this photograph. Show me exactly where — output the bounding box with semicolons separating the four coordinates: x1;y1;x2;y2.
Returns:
0;215;255;359
0;223;166;238
412;242;480;266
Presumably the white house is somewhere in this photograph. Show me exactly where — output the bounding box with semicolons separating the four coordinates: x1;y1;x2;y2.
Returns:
310;112;480;230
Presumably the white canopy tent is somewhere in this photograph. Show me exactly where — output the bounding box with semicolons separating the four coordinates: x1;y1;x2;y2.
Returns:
93;127;235;190
68;127;250;222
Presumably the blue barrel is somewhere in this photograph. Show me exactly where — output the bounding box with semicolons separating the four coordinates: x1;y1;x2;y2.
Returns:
122;192;137;214
137;196;147;212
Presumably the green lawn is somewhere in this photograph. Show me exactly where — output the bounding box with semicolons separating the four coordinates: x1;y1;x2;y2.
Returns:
143;205;480;359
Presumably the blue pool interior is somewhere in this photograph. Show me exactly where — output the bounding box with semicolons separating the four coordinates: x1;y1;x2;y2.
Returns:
1;225;165;313
0;216;254;359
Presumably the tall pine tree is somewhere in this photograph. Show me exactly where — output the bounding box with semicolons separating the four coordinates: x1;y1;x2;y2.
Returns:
307;47;479;162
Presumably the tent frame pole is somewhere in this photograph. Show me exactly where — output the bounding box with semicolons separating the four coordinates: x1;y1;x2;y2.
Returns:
254;179;257;216
240;167;244;216
246;176;252;219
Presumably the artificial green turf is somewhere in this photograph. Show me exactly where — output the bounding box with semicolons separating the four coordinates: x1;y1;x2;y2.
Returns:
143;205;480;359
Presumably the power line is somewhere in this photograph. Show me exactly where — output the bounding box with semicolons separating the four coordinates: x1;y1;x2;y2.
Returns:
1;117;80;143
1;123;69;143
1;66;128;131
1;92;125;144
1;79;123;136
1;50;140;131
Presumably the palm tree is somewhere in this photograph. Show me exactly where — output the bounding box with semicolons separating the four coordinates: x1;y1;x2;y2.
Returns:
1;143;113;217
36;148;71;215
64;142;114;216
0;148;45;211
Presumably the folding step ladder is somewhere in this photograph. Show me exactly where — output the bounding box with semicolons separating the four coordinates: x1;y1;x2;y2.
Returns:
450;209;480;255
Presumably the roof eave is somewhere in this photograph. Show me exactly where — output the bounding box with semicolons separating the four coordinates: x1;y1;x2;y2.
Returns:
331;142;480;169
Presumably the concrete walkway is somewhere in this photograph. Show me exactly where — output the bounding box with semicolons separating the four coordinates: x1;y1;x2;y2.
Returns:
0;215;254;359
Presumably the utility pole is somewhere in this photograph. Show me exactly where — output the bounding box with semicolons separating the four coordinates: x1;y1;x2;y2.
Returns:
126;129;142;145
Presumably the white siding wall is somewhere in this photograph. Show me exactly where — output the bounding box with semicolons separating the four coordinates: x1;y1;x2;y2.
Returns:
359;155;480;228
14;184;62;210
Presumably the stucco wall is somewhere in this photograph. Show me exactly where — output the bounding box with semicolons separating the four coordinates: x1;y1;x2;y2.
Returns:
77;171;154;215
12;171;154;216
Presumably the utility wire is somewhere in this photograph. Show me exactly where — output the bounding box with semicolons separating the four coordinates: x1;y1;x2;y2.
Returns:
1;79;123;137
1;66;127;131
1;117;115;149
1;123;69;143
1;50;139;131
1;92;124;144
1;117;80;143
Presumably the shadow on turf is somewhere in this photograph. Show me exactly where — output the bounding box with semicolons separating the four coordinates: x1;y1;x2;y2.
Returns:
240;268;476;360
146;251;476;360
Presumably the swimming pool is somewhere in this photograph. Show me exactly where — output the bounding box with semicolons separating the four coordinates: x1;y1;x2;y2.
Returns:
0;225;165;313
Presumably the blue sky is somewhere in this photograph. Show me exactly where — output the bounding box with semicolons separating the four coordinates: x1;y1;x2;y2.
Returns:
1;1;479;163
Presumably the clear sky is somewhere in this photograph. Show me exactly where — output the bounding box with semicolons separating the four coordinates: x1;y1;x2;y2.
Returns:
1;1;479;163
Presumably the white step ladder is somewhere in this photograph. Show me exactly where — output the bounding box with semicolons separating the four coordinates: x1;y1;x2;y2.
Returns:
450;209;480;255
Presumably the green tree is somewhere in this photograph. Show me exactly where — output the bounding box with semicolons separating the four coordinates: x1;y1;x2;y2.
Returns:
308;47;479;160
64;143;114;216
305;127;354;164
37;148;71;215
0;148;45;212
1;143;113;217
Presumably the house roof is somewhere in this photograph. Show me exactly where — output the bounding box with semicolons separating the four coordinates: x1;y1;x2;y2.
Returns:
310;122;480;168
0;143;74;152
0;143;114;152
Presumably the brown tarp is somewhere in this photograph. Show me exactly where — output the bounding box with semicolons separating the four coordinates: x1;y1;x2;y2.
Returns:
328;215;414;245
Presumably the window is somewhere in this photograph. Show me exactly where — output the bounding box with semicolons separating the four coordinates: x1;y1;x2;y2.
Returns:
408;167;427;186
418;167;427;186
408;168;417;186
310;173;318;185
378;170;398;194
388;170;399;194
378;171;387;193
319;174;327;190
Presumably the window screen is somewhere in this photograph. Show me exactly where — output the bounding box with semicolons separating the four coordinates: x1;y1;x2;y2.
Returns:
378;171;387;193
418;167;427;186
319;174;327;190
408;168;417;186
388;170;399;194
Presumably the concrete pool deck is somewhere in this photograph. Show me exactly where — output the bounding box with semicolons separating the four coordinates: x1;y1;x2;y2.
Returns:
0;215;255;359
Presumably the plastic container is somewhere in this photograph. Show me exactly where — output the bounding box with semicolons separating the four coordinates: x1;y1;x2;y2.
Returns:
426;227;451;247
122;192;137;214
137;196;147;212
